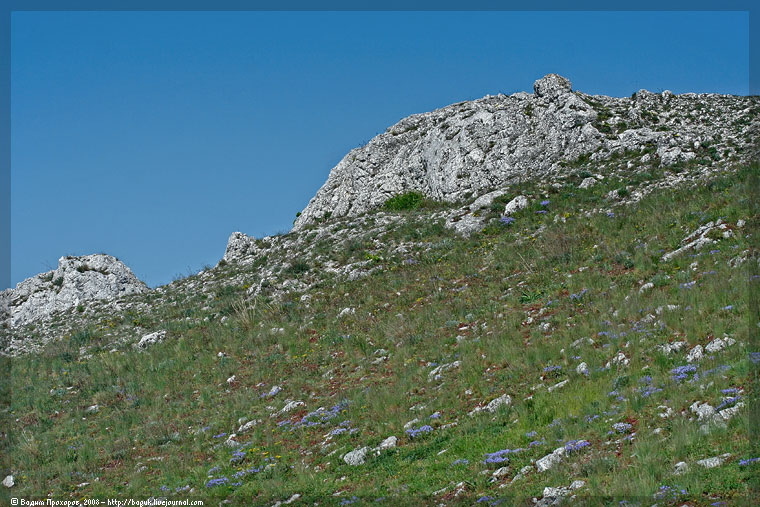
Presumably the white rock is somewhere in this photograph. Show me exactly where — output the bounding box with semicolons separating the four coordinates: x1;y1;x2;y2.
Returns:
548;379;569;392
705;335;736;353
639;282;654;293
2;475;13;488
686;345;704;363
428;361;460;381
697;454;731;469
277;400;305;415
135;330;167;350
673;461;689;475
579;177;597;189
376;436;397;451
536;447;566;472
504;195;529;216
343;447;369;466
337;307;355;318
492;467;510;478
403;418;420;430
576;362;589;376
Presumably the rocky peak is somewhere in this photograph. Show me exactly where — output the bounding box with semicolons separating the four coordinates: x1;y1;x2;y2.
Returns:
2;253;149;329
533;73;573;100
292;73;757;230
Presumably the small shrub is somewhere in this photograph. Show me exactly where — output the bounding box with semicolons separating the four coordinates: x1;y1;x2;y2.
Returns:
52;277;64;288
287;260;310;276
384;191;425;211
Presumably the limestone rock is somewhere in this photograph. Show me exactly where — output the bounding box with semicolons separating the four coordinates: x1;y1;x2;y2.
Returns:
504;195;529;216
135;330;167;350
343;447;369;466
4;254;148;328
533;73;573;101
294;73;755;231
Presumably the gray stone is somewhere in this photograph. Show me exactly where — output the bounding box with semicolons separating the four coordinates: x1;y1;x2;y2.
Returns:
343;447;369;466
673;461;689;475
4;254;148;328
135;330;167;350
579;177;597;189
504;195;529;216
533;73;573;101
2;475;14;488
536;447;566;472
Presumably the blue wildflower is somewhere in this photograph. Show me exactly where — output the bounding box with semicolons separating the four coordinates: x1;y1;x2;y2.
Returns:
405;425;434;438
540;200;550;206
500;216;516;225
205;477;229;488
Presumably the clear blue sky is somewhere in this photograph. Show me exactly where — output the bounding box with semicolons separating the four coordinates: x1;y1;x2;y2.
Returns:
10;11;749;289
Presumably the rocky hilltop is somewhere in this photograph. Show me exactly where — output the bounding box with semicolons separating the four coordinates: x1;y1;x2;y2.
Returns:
1;254;148;330
294;74;757;229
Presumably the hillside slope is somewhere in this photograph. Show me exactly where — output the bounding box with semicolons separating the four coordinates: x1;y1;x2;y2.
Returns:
1;76;759;505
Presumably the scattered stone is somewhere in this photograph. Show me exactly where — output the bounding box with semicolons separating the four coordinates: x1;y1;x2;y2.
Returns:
135;330;167;350
576;362;589;376
686;344;704;363
504;195;529;216
673;461;689;475
469;394;511;416
337;307;355;318
343;447;369;466
697;454;731;469
2;475;13;488
705;335;736;353
579;177;597;189
428;361;460;381
548;379;569;392
536;447;566;472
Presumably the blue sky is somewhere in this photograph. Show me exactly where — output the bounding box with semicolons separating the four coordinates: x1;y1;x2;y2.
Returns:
10;11;749;289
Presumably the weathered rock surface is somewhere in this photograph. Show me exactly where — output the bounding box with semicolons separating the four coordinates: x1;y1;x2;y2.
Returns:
2;254;148;329
294;74;757;229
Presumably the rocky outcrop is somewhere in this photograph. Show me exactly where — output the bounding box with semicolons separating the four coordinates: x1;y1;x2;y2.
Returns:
293;73;757;230
2;254;149;328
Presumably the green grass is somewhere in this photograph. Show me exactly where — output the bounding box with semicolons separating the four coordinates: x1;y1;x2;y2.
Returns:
5;164;759;505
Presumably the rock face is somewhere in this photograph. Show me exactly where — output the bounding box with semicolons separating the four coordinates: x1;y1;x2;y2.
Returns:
293;73;756;230
2;254;149;328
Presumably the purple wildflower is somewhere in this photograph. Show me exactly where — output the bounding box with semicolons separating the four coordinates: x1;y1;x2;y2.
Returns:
607;212;615;218
540;200;550;206
451;458;469;466
405;425;434;438
739;457;759;466
205;477;229;488
500;216;516;225
536;210;547;214
564;439;590;453
723;305;734;310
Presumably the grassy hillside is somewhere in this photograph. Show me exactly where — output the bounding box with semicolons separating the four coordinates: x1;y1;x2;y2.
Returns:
4;164;758;505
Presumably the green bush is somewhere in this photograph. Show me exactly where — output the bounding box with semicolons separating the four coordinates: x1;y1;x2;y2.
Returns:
383;191;425;211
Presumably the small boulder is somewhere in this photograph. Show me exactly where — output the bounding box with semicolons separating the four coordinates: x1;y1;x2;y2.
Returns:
344;447;369;466
504;195;529;216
